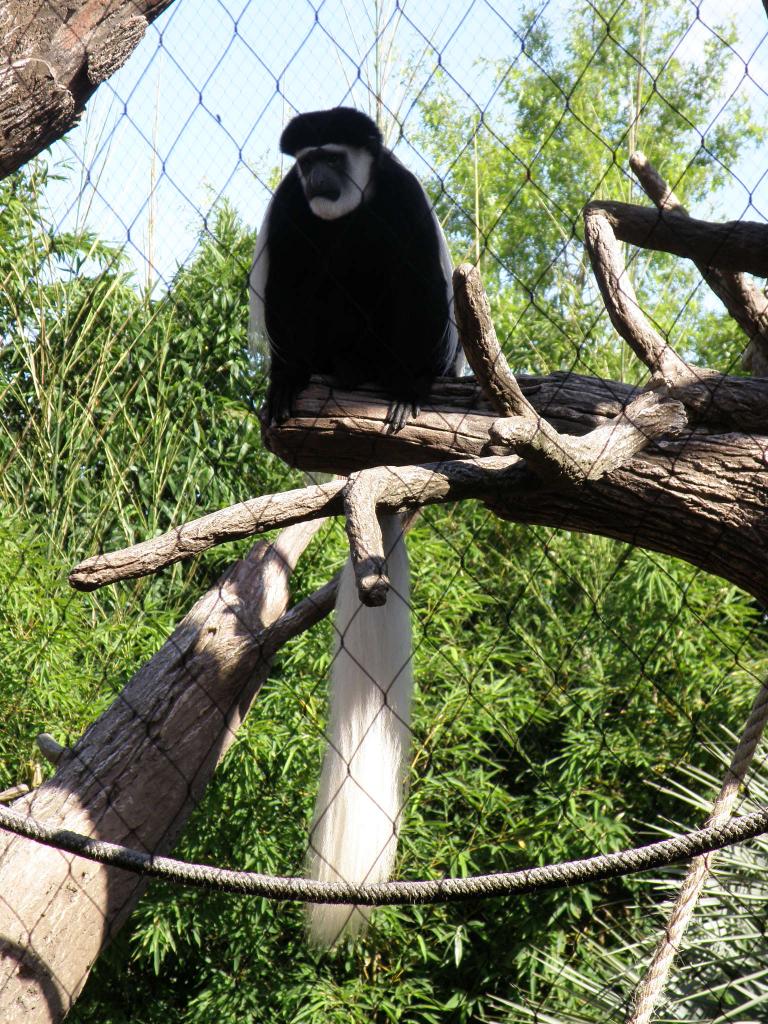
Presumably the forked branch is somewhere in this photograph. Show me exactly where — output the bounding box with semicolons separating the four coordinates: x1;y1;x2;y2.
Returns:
586;200;768;276
630;151;768;375
583;206;691;385
453;262;686;485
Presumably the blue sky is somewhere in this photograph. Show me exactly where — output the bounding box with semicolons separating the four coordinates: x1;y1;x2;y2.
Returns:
42;0;768;288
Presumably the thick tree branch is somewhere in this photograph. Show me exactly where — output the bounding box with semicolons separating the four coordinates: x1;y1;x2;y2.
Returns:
0;521;332;1023
263;375;768;472
586;200;768;277
0;0;176;178
630;151;768;376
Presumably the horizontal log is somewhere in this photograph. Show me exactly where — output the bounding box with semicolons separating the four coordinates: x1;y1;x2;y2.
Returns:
262;374;768;475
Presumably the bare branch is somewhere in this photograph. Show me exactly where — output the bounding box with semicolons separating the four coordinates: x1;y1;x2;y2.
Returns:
70;479;346;591
630;151;768;375
586;200;768;277
36;734;66;766
452;263;537;418
71;456;527;591
0;784;30;804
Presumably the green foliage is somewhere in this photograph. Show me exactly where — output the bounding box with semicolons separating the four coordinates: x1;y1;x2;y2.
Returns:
0;509;178;793
0;172;289;566
0;2;766;1022
0;167;293;783
488;750;768;1023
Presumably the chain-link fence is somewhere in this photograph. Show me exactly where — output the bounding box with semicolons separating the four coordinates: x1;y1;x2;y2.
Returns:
2;1;768;1022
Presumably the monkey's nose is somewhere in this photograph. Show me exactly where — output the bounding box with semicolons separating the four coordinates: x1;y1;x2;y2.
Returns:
306;167;341;201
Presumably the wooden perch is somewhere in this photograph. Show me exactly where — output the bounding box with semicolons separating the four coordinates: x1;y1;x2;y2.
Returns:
630;151;768;376
67;206;768;608
68;397;683;604
71;261;688;602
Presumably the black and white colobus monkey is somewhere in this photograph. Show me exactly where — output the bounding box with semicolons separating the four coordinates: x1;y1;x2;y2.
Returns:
249;107;462;945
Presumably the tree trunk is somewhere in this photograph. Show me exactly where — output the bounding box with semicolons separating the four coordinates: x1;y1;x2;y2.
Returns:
0;522;327;1023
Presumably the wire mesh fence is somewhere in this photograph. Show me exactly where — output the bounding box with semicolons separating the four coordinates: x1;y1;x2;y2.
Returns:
2;1;768;1022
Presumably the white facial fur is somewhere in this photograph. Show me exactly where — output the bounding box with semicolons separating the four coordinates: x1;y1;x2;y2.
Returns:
295;144;375;220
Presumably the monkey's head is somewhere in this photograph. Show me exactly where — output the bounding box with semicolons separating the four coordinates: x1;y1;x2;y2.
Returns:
280;108;383;221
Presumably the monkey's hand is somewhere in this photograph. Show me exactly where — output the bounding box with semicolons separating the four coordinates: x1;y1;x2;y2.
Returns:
384;398;419;434
265;379;298;426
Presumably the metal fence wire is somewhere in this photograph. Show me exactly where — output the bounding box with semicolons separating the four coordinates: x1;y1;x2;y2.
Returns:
2;1;768;1022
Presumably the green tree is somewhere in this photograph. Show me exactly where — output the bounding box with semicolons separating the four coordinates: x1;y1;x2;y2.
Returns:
417;0;761;380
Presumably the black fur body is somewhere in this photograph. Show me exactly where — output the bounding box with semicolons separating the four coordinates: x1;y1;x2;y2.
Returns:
256;110;459;427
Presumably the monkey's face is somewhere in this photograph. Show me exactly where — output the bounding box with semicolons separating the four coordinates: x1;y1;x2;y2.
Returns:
295;144;374;220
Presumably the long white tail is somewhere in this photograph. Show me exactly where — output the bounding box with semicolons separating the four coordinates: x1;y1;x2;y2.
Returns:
306;514;413;945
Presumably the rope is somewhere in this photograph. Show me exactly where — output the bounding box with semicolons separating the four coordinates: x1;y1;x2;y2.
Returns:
628;678;768;1024
2;802;768;905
